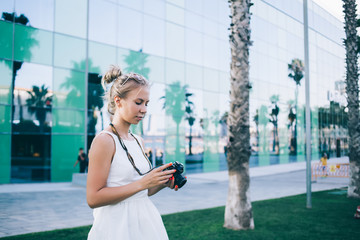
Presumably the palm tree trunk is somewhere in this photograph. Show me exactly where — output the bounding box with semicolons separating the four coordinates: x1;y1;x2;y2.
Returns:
343;0;360;198
224;0;254;230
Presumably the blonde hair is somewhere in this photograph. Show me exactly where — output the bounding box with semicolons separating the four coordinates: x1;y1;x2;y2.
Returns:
101;65;149;115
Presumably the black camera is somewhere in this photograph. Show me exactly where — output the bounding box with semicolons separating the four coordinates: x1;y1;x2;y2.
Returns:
165;161;187;189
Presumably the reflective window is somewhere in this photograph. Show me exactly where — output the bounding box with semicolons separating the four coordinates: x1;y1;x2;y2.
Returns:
0;59;12;104
12;63;53;134
15;0;54;31
203;68;219;92
185;64;203;90
119;0;143;11
118;7;142;51
185;11;202;32
88;41;116;74
143;15;165;56
14;25;53;65
166;22;184;61
53;68;86;109
55;0;87;38
185;29;202;66
147;55;165;84
203;36;218;69
11;134;51;182
0;21;13;59
54;34;86;71
52;109;85;133
166;3;184;25
88;72;105;138
144;0;165;19
0;105;11;132
202;0;217;21
166;59;185;85
11;62;52;182
51;135;84;181
185;0;201;15
88;0;116;45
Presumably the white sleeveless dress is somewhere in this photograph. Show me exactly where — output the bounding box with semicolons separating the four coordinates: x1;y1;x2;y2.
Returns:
88;130;169;240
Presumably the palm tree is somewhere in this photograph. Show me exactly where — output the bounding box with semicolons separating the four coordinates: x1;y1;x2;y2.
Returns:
185;91;195;155
224;0;254;230
26;85;52;132
269;95;280;154
287;58;304;155
343;0;360;198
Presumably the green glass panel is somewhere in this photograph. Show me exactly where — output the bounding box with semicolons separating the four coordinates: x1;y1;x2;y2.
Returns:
52;109;85;133
203;92;220;136
88;41;116;74
203;68;219;92
311;108;320;160
14;25;53;65
53;68;85;109
51;135;84;182
219;71;230;94
279;127;289;164
203;135;219;172
0;59;12;104
55;0;87;38
147;55;165;83
118;48;149;77
0;134;11;183
0;105;11;132
166;59;184;85
165;133;185;167
185;64;203;90
164;82;186;124
258;104;270;165
0;21;13;59
297;105;305;160
54;34;86;71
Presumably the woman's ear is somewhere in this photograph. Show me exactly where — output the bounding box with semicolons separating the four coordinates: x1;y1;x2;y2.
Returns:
114;96;121;107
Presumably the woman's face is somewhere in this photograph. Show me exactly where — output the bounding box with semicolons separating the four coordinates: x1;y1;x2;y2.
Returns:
116;86;150;125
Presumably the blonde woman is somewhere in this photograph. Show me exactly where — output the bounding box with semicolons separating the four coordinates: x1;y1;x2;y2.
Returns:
87;66;177;240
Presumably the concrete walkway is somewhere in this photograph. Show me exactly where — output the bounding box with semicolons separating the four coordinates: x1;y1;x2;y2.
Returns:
0;157;349;238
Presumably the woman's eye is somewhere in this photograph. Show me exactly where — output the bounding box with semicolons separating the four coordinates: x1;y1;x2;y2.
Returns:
135;102;141;105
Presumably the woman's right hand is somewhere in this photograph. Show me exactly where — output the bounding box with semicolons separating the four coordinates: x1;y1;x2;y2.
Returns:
140;163;176;189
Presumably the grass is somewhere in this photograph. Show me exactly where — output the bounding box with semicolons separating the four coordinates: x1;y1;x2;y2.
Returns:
2;189;360;240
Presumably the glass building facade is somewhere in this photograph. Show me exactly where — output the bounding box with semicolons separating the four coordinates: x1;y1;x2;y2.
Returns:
0;0;348;183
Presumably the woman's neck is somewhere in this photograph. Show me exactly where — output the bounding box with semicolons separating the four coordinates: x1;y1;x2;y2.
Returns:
111;119;131;140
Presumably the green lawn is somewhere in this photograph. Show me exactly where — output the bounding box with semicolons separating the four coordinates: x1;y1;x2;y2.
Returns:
2;189;359;240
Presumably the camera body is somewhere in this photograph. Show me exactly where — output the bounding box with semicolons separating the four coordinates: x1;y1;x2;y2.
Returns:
165;161;187;189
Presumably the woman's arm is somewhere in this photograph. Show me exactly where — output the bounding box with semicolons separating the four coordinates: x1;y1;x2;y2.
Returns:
138;137;177;196
86;134;175;208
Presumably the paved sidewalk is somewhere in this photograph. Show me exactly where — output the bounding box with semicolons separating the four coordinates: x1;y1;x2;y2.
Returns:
0;157;349;238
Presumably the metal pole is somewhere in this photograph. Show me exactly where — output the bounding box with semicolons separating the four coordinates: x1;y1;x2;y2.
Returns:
303;0;312;208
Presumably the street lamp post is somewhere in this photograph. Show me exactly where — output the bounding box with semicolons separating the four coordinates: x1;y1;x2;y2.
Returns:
303;0;312;209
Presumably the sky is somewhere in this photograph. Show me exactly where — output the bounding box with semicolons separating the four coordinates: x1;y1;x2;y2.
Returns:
313;0;360;20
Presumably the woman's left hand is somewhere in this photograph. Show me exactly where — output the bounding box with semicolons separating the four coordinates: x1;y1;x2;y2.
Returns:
166;176;178;191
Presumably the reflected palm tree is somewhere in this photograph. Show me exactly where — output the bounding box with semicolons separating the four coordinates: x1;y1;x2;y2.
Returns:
59;60;103;134
288;58;304;155
253;109;259;151
161;81;186;159
185;90;195;155
259;105;269;153
2;12;39;122
26;85;52;132
287;99;296;154
269;95;280;154
124;49;150;135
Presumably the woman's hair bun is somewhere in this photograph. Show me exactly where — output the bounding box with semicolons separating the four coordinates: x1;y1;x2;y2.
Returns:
102;65;122;84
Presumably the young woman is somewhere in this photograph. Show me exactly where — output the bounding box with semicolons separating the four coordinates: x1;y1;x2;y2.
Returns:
87;66;177;240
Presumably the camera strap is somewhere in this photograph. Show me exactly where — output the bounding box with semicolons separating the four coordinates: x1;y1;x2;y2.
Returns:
109;123;153;176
